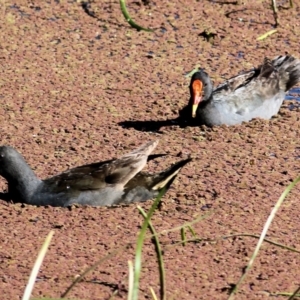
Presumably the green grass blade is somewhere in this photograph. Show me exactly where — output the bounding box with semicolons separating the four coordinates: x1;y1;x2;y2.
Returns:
221;234;300;253
62;210;210;299
270;292;300;297
257;29;277;40
139;206;166;300
22;231;55;300
171;233;300;253
160;211;213;235
180;227;186;246
184;66;200;78
119;0;154;32
149;287;159;300
131;188;166;300
288;286;300;300
228;176;300;300
271;0;279;26
128;260;134;300
187;225;197;237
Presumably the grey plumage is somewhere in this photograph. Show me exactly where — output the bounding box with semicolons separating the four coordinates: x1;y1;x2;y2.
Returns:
0;141;191;207
180;55;300;126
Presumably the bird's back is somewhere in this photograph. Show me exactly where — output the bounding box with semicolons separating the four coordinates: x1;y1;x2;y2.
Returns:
203;55;300;125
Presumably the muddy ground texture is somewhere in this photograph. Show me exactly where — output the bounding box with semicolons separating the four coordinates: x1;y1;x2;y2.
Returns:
1;0;300;299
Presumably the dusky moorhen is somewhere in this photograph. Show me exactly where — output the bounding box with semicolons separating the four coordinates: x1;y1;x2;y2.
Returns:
180;55;300;126
0;141;191;207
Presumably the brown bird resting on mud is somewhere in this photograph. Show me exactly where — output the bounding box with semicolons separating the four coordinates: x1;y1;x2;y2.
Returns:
0;141;191;207
180;55;300;126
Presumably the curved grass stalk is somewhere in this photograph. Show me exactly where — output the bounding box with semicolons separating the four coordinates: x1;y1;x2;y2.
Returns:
171;234;300;253
227;175;300;300
184;66;201;78
22;231;55;300
120;0;154;32
61;209;209;298
221;234;300;253
288;286;300;300
61;245;129;298
139;206;166;300
271;0;279;26
131;188;165;300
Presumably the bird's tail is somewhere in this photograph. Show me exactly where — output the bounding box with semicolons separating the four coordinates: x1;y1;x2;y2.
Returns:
150;158;192;193
122;157;192;204
272;55;300;91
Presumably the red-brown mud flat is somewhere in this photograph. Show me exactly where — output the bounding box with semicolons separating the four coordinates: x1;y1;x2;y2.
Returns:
0;1;300;299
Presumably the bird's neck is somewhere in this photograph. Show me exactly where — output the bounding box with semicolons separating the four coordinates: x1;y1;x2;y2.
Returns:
7;160;42;203
197;94;213;109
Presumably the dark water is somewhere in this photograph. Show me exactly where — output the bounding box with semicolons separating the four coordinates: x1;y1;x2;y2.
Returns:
285;87;300;101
